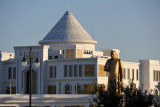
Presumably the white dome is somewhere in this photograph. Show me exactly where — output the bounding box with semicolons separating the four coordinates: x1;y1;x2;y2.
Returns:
39;11;97;45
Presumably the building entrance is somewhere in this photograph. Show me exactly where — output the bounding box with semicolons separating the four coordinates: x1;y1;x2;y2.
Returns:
26;70;37;94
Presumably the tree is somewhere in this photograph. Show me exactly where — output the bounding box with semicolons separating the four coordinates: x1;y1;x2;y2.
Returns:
153;99;160;107
91;85;123;107
91;80;154;107
124;80;154;107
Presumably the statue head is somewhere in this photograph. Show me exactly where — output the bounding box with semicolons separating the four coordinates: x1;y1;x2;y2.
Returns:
111;51;117;59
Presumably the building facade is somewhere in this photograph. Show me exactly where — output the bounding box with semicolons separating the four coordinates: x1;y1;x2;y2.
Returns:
0;11;160;106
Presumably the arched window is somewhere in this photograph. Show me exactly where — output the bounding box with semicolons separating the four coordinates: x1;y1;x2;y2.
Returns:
75;84;82;94
65;84;72;94
155;89;158;95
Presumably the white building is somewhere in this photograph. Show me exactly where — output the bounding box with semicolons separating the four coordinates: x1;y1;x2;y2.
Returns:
0;10;160;107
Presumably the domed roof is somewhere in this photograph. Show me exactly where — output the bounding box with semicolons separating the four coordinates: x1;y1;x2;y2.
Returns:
39;11;97;45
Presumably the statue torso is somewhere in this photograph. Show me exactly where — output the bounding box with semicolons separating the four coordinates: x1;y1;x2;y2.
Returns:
107;58;119;82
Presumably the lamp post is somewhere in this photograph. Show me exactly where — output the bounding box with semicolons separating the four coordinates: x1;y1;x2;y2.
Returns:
21;46;40;107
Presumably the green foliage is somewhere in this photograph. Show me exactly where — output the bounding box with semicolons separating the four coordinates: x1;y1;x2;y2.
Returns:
91;80;154;107
124;80;154;107
153;99;160;107
91;85;123;107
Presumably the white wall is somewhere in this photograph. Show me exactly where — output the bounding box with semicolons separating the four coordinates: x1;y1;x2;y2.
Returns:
140;60;160;94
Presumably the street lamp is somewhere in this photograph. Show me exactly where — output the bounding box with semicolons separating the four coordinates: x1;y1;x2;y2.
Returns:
21;46;40;107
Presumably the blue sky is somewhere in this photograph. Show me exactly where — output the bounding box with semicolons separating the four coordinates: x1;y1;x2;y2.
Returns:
0;0;160;62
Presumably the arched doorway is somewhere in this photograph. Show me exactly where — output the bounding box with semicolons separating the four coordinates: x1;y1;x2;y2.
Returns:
26;70;37;94
65;84;72;94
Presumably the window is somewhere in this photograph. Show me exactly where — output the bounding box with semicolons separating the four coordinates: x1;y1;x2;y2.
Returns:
13;67;16;79
65;84;72;94
99;65;105;76
48;56;52;60
84;64;95;77
132;69;134;80
54;56;58;59
53;66;56;78
74;65;78;77
20;52;22;56
69;65;73;77
64;65;68;77
159;72;160;81
77;49;82;58
136;69;139;80
32;52;35;56
24;52;27;56
128;69;130;80
48;85;56;94
157;71;159;81
75;84;82;94
123;68;126;79
66;49;74;58
6;86;16;94
153;70;160;82
8;67;12;79
79;65;83;77
83;84;95;94
154;70;156;81
50;66;53;78
50;66;56;78
36;52;39;56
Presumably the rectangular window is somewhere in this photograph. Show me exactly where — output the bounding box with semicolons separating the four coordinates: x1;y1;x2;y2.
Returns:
54;56;58;59
154;70;156;81
66;49;74;59
48;56;52;60
77;49;82;58
136;69;139;80
50;66;53;78
64;65;68;77
74;65;78;77
32;52;35;56
48;85;56;94
8;67;12;79
24;52;27;56
69;65;73;77
6;86;16;94
132;69;134;80
123;68;126;79
79;65;83;77
13;67;16;79
53;66;56;78
20;52;22;56
99;65;105;76
83;84;95;94
128;69;130;80
36;52;39;56
159;71;160;81
157;71;159;81
84;64;95;77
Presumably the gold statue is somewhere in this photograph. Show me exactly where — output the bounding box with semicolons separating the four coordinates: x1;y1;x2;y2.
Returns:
104;50;123;95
